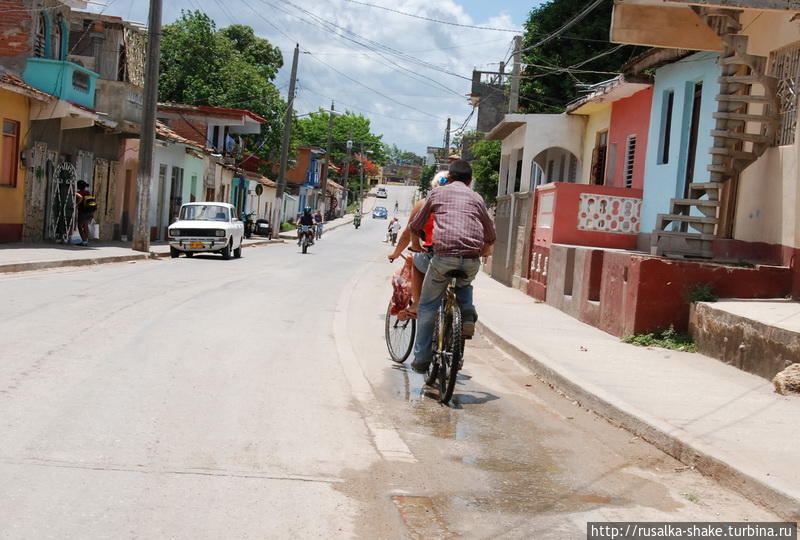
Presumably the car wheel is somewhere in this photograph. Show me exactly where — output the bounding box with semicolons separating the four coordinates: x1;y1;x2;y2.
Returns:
185;251;194;258
221;239;232;260
170;247;180;258
234;240;242;258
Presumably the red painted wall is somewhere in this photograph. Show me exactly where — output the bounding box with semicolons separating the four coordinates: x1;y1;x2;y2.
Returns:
607;88;653;190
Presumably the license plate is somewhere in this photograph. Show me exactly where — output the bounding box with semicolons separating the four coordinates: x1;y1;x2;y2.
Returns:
189;242;204;249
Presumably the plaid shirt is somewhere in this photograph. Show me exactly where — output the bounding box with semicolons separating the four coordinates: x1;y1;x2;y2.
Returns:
409;181;496;257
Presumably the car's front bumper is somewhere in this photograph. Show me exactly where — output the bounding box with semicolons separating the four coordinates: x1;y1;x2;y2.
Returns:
170;238;226;251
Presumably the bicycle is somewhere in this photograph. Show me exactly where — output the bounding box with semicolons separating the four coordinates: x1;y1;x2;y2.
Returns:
384;254;464;404
423;270;465;404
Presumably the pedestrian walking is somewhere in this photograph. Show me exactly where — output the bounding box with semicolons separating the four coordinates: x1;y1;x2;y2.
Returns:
74;180;97;246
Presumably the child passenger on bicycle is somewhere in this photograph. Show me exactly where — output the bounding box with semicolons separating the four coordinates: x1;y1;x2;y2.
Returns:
387;171;448;318
406;160;495;374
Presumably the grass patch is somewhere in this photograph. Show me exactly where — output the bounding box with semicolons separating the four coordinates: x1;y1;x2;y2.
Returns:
622;327;697;353
280;221;296;232
733;259;756;268
688;283;717;303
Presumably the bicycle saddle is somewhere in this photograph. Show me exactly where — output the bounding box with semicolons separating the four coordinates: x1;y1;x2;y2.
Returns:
444;270;468;279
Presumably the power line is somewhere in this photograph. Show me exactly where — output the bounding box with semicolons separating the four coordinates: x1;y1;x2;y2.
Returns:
306;52;446;120
341;0;520;33
518;0;605;55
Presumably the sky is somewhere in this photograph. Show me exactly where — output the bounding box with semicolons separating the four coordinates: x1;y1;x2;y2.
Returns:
91;0;546;156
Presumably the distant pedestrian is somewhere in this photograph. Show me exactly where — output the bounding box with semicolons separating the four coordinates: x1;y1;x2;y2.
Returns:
314;210;324;239
74;180;97;246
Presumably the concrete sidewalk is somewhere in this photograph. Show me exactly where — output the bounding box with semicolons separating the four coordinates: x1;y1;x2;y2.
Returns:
0;237;281;274
473;272;800;520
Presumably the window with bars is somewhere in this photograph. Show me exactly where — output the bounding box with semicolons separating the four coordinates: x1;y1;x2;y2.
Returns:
769;41;800;147
624;135;637;189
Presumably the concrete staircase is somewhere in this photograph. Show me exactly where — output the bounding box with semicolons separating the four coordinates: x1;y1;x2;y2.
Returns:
651;9;778;258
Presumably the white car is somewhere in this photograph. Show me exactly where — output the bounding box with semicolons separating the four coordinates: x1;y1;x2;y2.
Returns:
168;202;244;259
376;187;387;198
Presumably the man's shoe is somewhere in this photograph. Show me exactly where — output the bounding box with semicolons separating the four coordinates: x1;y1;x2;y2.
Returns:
410;359;430;374
462;320;475;339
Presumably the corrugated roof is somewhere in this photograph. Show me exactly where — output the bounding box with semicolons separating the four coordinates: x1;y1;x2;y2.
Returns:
156;121;207;151
158;103;267;124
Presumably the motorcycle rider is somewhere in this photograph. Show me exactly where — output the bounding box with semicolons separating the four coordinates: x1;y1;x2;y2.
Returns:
295;207;315;246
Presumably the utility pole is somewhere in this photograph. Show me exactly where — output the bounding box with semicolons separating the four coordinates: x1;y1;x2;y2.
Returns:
508;35;522;114
342;132;352;214
359;142;364;214
272;43;299;238
132;0;163;252
321;100;334;218
443;117;451;165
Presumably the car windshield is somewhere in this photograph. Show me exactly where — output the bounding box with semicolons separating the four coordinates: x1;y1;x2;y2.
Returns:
179;205;229;222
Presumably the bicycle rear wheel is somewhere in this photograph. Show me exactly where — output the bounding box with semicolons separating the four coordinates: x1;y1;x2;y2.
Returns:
385;302;415;363
438;303;462;404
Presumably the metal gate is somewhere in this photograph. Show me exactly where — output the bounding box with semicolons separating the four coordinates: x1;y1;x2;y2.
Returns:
48;162;77;243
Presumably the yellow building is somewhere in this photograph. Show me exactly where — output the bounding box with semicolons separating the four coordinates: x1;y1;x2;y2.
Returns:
0;74;50;242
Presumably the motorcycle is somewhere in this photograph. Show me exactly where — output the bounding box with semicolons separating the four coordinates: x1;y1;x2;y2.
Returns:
298;225;313;254
353;214;362;229
254;218;272;238
241;212;255;239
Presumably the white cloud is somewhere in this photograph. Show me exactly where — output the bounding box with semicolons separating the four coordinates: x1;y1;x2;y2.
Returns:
94;0;521;155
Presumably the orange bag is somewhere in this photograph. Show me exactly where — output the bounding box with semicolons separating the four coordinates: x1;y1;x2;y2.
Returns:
389;256;413;316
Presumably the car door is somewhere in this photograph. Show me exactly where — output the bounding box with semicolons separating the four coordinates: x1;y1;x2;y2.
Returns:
232;211;244;247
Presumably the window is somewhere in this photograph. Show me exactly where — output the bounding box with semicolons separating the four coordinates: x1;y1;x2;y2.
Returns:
34;13;47;58
590;130;608;185
51;15;63;60
72;71;90;92
513;159;522;192
190;174;197;202
658;90;675;164
624;135;637;188
568;154;578;183
1;120;20;187
769;41;800;147
170;167;184;222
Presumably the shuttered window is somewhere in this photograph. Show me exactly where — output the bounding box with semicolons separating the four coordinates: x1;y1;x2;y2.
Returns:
624;135;637;189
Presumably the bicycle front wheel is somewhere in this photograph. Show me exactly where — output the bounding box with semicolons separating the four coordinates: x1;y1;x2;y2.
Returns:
385;302;415;363
438;304;463;404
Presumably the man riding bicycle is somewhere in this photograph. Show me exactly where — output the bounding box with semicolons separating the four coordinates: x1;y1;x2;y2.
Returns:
407;160;495;374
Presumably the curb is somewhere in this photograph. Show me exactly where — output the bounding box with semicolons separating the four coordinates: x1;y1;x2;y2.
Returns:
0;253;151;274
476;319;800;521
0;240;285;272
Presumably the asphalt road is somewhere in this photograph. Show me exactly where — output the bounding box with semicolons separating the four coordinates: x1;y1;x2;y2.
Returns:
0;185;777;538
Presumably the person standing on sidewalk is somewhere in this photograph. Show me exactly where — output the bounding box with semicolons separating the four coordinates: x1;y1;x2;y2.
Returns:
407;160;495;374
74;180;96;246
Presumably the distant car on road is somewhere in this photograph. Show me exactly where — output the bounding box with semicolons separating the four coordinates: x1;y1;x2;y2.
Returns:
168;202;244;259
372;206;388;219
376;187;387;198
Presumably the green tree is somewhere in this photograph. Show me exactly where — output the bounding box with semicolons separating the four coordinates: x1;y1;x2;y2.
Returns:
294;110;387;193
519;0;642;113
419;164;436;196
470;138;500;205
158;11;286;169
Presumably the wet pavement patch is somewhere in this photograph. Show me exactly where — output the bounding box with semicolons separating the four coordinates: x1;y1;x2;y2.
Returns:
391;494;460;538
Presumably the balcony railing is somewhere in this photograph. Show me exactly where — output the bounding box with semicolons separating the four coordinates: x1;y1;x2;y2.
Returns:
23;58;98;109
